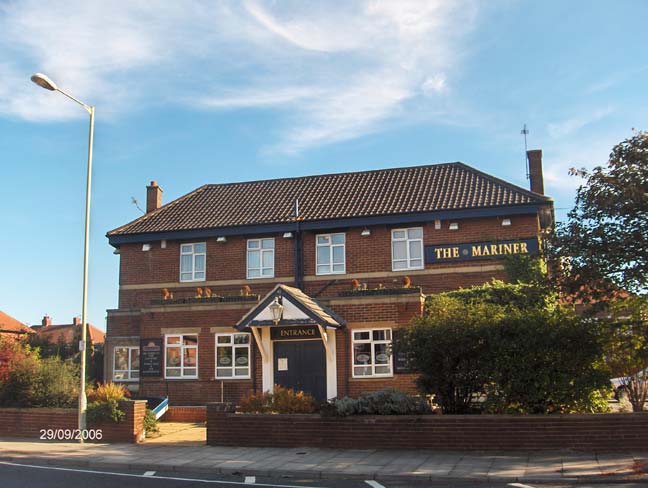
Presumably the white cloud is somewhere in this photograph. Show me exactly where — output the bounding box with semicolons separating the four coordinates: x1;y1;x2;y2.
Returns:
546;107;614;139
0;0;477;152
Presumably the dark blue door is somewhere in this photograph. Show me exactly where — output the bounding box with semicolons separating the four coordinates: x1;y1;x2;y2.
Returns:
273;340;326;401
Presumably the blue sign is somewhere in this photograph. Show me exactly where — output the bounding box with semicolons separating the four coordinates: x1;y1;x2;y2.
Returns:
425;238;539;263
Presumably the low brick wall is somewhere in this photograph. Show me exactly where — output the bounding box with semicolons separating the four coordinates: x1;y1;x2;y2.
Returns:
207;405;648;451
0;400;147;443
164;406;206;423
0;408;77;438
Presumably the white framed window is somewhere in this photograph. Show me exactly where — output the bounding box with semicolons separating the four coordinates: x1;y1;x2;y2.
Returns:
391;227;424;270
247;238;274;279
215;333;251;379
352;328;393;378
316;233;346;275
113;346;140;381
165;334;198;378
180;242;206;282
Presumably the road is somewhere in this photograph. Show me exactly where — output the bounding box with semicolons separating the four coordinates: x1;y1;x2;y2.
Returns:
0;461;645;488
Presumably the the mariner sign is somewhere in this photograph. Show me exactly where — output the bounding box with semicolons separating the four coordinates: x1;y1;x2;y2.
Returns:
425;238;539;263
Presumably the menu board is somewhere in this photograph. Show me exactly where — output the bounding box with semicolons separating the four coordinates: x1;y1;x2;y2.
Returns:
140;338;162;377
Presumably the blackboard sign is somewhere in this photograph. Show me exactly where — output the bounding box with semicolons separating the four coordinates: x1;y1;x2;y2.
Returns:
271;325;321;341
391;329;412;374
140;338;162;377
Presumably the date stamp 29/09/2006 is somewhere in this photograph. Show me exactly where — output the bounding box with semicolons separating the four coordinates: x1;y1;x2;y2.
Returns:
40;429;103;441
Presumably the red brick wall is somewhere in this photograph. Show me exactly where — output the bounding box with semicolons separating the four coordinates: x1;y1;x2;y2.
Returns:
0;401;146;443
207;409;648;451
164;406;207;423
0;408;77;438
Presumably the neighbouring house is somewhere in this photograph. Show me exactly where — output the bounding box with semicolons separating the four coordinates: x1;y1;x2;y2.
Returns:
0;310;34;341
31;315;105;347
105;150;553;406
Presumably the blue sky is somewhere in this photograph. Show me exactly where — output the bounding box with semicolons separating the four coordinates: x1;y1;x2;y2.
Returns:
1;1;646;329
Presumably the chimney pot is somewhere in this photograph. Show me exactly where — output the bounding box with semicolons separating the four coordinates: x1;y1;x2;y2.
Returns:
527;149;545;195
146;181;163;213
73;317;81;326
42;315;52;327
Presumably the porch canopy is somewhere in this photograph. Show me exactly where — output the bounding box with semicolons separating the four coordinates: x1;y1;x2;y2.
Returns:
235;284;346;331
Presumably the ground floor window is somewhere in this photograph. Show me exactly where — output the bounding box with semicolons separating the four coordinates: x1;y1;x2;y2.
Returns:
165;334;198;378
113;346;140;381
352;328;393;377
215;333;251;378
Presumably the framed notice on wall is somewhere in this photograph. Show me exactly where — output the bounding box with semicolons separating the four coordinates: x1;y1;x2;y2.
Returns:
140;338;162;377
391;329;412;374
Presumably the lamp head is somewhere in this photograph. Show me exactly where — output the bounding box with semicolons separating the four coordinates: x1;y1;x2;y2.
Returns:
31;73;58;91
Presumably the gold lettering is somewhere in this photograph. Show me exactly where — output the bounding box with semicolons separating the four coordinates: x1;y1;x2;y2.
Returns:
482;246;490;256
442;248;452;259
490;245;498;255
521;242;528;253
435;248;443;259
452;247;459;258
513;243;520;254
472;246;482;257
504;244;512;254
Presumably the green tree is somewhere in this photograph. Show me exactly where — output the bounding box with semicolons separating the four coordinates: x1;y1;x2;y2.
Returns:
551;130;648;302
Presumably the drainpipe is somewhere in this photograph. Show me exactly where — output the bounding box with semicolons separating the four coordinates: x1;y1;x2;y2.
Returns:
293;199;304;290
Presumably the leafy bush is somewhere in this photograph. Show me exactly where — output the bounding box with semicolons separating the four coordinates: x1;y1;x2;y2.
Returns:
143;409;159;436
436;279;555;311
239;385;316;413
0;339;79;408
87;382;129;403
87;399;125;423
333;389;431;416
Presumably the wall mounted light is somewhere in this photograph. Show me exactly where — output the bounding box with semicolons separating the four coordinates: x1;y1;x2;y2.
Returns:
283;232;294;239
361;228;371;237
216;236;227;243
449;222;459;230
501;218;512;226
142;243;151;251
161;239;167;248
434;220;441;230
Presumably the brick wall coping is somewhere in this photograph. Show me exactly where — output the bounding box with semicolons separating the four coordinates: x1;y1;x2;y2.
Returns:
0;407;77;414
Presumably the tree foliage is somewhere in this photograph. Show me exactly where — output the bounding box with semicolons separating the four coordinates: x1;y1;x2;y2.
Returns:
551;130;648;302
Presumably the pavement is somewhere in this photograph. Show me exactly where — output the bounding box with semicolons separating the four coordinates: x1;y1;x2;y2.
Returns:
1;434;647;484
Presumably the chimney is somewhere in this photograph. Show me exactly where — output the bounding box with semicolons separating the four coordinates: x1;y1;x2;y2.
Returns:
527;149;544;195
73;316;81;326
146;181;163;213
41;315;52;327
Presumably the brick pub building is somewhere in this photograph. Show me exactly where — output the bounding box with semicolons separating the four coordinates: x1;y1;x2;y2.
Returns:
105;150;553;408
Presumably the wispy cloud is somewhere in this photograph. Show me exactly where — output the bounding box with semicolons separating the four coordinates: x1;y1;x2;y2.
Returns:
0;0;477;152
546;107;614;139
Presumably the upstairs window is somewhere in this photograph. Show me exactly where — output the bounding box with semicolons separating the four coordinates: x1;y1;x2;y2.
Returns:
113;346;139;381
391;228;424;271
216;333;251;379
247;238;275;278
352;329;392;377
180;243;206;282
316;233;346;275
165;334;198;379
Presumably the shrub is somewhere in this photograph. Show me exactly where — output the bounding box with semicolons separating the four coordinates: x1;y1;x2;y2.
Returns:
239;385;316;413
143;409;159;436
334;389;431;416
32;357;79;408
87;399;125;423
87;382;129;403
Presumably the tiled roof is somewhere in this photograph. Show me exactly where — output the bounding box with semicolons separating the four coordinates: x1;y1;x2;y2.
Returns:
108;162;551;237
34;323;105;345
0;311;33;334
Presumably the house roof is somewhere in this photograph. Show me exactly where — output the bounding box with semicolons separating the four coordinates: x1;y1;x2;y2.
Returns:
0;311;33;335
107;162;552;241
236;284;346;330
33;323;105;345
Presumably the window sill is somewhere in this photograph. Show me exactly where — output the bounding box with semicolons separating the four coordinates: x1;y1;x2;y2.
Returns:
350;375;394;380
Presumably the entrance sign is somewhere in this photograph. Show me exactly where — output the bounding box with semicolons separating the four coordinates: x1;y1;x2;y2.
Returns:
140;338;162;377
425;238;539;263
270;325;321;341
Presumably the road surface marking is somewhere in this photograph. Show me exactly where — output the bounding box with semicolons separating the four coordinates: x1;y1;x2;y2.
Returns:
364;481;386;488
508;483;536;488
143;471;156;476
0;461;325;488
245;476;256;484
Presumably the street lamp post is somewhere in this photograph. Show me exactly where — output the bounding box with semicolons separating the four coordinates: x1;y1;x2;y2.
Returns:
31;73;94;440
